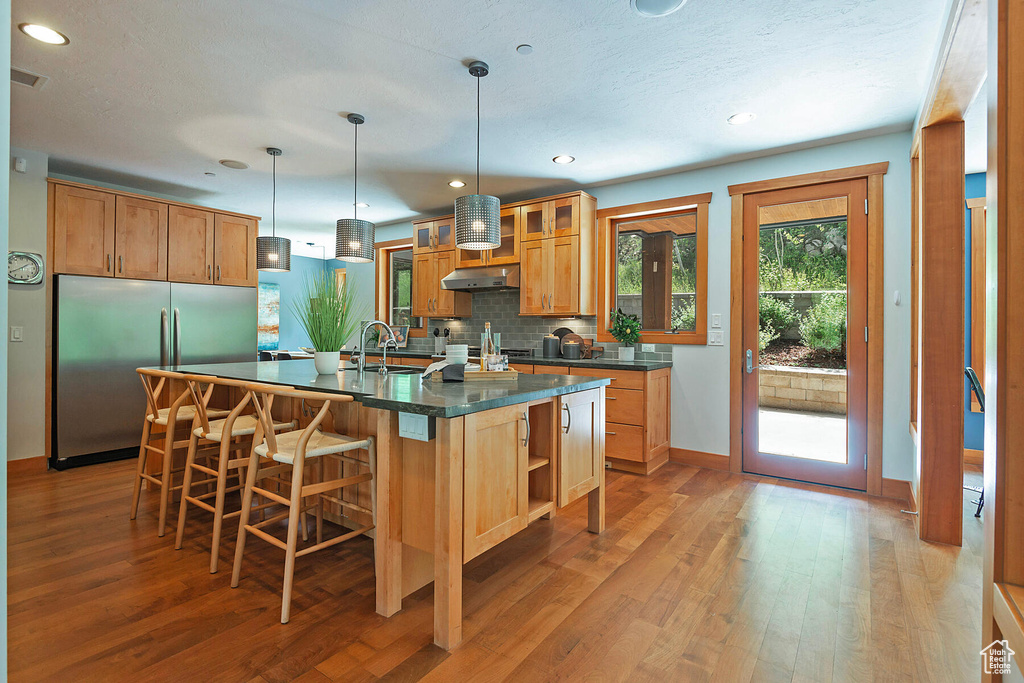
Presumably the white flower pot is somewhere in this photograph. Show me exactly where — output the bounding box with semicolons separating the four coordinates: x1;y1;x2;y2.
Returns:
314;351;340;374
618;345;635;362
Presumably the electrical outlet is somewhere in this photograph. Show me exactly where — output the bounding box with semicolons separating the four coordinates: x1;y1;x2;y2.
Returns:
711;313;722;328
10;326;23;342
641;343;655;353
709;330;724;346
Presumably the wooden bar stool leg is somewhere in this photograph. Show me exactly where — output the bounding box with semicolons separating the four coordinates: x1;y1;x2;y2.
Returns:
281;466;305;624
129;420;151;520
209;440;232;574
157;422;177;537
174;432;200;549
231;450;262;589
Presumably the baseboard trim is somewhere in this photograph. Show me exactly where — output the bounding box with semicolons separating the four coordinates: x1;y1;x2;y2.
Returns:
881;477;913;506
669;448;730;472
607;452;669;475
964;448;984;466
8;455;48;475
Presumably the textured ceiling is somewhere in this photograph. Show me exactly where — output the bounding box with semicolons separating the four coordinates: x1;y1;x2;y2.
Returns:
11;0;947;252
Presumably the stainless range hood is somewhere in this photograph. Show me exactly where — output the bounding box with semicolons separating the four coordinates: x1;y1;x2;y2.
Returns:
440;265;520;291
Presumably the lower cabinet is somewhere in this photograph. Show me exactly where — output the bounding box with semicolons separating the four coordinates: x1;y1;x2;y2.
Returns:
557;388;605;506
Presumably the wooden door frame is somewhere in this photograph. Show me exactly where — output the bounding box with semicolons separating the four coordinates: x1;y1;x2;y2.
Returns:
728;162;888;496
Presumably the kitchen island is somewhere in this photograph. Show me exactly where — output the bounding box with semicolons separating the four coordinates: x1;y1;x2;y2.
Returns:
167;360;609;649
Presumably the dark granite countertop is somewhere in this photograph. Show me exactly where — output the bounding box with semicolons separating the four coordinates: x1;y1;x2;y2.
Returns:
160;361;610;418
361;349;672;372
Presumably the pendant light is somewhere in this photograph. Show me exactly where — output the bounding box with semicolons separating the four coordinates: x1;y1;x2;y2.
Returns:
454;61;500;250
256;147;292;271
335;113;375;263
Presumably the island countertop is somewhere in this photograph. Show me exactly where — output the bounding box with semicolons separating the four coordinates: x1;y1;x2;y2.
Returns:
159;360;610;418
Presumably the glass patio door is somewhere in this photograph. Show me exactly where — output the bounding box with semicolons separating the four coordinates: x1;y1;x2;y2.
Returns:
741;179;868;490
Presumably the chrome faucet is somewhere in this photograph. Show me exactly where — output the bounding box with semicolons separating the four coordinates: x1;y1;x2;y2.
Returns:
351;320;397;376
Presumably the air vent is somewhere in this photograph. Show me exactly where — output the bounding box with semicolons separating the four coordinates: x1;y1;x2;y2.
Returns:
11;67;48;90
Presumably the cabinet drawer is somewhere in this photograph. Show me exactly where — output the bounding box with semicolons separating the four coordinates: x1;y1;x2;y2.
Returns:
606;388;644;425
605;423;645;462
570;367;644;390
510;363;534;374
534;365;569;375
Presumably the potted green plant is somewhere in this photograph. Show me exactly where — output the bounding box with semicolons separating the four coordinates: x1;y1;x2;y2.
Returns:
609;309;641;361
291;270;363;374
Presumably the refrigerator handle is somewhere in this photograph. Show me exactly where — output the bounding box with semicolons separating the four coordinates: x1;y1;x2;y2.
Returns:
173;307;182;366
160;308;169;366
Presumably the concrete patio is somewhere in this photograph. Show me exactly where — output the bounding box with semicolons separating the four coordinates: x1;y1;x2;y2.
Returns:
758;407;847;463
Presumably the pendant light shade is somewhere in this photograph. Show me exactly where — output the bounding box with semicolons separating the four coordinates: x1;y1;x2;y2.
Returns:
256;147;292;271
335;113;375;263
455;61;501;250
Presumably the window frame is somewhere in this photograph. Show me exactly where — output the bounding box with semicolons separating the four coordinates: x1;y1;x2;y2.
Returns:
374;238;427;338
596;192;712;345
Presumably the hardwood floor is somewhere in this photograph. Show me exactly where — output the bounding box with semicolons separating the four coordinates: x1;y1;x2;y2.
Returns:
9;459;984;682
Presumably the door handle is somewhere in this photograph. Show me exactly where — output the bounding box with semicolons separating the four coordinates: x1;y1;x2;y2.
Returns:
562;403;571;433
745;349;759;374
216;265;221;281
119;255;124;273
542;293;547;310
606;396;617;400
605;431;616;436
522;410;530;446
173;308;181;365
208;264;212;281
160;308;169;366
107;254;112;272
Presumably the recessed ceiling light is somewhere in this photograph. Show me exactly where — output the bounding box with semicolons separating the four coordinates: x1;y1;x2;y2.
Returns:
552;155;575;164
18;23;69;45
219;159;249;170
355;202;369;208
516;44;534;55
727;112;757;126
629;0;688;18
448;180;466;188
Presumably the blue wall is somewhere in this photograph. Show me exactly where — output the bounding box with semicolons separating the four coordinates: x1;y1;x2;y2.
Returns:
964;172;985;450
258;255;352;352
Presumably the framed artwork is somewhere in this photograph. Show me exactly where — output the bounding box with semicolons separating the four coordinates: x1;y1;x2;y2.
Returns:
257;282;280;351
380;325;409;348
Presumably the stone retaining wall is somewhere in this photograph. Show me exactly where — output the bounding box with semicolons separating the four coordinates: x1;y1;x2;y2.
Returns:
759;365;847;415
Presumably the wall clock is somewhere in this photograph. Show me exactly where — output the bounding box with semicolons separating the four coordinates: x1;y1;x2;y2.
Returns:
8;251;44;285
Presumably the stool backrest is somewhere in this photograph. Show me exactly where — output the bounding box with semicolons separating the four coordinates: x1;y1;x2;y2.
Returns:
136;368;189;421
182;374;252;435
245;383;353;463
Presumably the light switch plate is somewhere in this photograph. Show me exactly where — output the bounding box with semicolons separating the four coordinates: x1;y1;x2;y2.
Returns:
10;326;23;342
641;343;655;353
711;313;722;328
709;330;724;346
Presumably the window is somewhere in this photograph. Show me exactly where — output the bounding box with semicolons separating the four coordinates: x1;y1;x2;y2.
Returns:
375;240;425;336
597;193;711;344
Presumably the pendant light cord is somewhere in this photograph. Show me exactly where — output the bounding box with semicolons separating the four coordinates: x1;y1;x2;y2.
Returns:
476;74;481;195
272;153;277;237
354;122;359;220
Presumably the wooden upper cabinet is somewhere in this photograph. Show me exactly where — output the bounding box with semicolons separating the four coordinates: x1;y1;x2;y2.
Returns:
413;221;434;254
411;252;434;317
549;236;580;316
53;183;116;277
520;201;549;242
115;196;167;281
455;206;520;268
214;214;257;286
434;217;454;251
519;239;549;315
167;206;215;284
549;196;580;238
557;388;604;507
413;218;455;255
463;404;529;561
435;251;471;317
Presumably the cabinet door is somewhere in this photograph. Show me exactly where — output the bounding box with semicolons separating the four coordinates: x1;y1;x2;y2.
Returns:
434;251;457;316
433;217;455;251
548;196;580;238
456;244;488;269
520;202;549;241
488;206;521;265
53;184;116;277
549;236;580;316
115;196;167;281
464;405;529;561
214;214;256;286
519;239;549;315
557;388;604;507
413;222;434;254
412;253;434;317
167;206;215;284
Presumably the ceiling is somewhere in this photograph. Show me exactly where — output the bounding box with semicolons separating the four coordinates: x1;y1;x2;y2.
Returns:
11;0;948;254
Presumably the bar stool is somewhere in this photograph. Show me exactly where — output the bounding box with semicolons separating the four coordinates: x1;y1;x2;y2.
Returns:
231;383;376;623
131;368;229;536
174;374;297;573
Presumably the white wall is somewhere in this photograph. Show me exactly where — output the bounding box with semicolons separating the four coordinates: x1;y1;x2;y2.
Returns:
358;131;915;481
7;148;49;461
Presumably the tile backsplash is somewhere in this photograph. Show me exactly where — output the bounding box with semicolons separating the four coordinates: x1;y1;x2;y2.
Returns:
402;289;675;362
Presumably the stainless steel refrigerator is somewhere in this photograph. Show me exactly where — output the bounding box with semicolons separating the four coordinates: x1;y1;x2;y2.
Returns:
52;274;256;469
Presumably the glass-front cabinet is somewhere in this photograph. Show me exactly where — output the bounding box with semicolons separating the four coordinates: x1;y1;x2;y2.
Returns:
413;218;455;254
455;206;520;267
